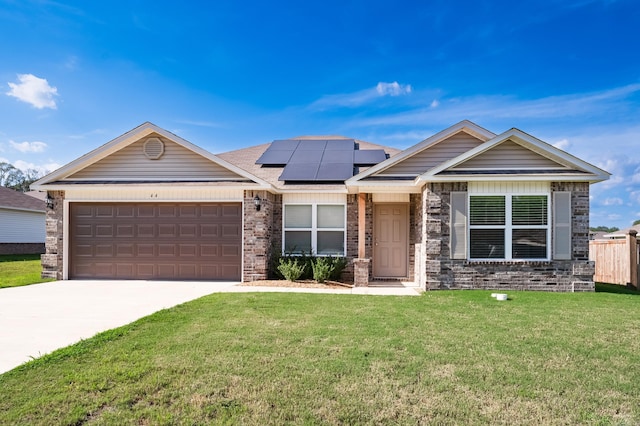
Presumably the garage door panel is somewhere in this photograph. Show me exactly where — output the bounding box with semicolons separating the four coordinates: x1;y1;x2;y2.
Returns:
75;224;93;237
179;224;197;237
179;205;198;217
201;224;219;238
201;244;218;257
137;224;155;238
95;245;113;257
116;205;135;217
138;205;156;217
136;244;155;256
96;206;115;217
116;244;134;256
179;244;197;257
222;244;240;257
222;224;240;238
70;202;242;280
96;225;114;237
158;244;177;256
158;224;177;238
136;264;155;278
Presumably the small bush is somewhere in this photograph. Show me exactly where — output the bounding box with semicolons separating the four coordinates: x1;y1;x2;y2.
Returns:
312;257;334;283
327;257;348;281
277;258;306;282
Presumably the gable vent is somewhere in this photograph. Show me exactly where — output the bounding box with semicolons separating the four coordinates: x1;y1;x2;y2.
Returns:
143;138;164;160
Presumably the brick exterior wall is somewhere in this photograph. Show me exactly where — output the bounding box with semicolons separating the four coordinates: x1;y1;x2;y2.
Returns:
0;243;45;255
41;190;64;280
243;190;281;281
422;181;595;292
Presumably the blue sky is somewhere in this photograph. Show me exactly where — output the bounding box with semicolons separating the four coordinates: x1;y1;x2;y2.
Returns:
0;0;639;228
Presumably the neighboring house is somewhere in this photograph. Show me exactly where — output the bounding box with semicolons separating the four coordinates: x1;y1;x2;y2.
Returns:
31;120;609;291
0;186;46;255
600;224;640;240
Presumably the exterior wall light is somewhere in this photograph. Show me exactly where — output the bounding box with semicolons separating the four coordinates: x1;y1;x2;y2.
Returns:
46;193;55;210
253;195;261;211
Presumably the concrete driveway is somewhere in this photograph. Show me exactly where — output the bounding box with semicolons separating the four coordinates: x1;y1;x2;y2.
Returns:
0;280;238;374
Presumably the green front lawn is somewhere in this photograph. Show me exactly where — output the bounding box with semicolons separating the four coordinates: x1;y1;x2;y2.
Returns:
1;290;639;425
0;254;53;288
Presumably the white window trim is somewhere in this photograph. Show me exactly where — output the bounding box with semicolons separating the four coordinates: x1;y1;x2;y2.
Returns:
282;203;347;256
468;193;551;261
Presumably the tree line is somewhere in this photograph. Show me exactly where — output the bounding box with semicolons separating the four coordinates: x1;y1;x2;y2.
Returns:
0;162;44;192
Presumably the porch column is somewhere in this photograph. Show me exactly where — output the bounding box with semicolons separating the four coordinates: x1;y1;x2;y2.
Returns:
353;193;370;286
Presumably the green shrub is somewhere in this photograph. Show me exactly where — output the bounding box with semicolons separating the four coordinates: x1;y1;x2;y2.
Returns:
311;257;334;283
327;256;348;281
277;258;306;282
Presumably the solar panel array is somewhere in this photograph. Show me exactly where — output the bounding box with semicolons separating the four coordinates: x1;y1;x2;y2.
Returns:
256;139;388;182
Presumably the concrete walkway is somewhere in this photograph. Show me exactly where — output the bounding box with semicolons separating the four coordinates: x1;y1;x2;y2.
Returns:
0;280;420;374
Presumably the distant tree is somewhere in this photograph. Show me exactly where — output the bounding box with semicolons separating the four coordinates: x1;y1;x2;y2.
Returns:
0;162;23;188
0;162;44;192
634;219;640;226
590;226;620;233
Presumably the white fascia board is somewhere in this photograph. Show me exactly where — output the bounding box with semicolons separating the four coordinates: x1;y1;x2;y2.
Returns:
423;174;606;183
417;128;611;184
31;122;272;190
347;120;496;183
34;182;271;191
0;206;45;214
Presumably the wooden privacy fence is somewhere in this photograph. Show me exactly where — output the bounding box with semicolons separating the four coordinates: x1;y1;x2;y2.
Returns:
589;230;638;288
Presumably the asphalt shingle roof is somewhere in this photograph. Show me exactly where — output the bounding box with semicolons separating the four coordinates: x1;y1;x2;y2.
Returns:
0;186;46;212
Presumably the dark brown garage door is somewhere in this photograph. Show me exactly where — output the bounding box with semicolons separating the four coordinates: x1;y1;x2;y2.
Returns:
70;202;242;280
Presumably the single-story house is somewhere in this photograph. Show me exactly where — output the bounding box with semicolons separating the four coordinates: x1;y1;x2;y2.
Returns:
0;186;46;255
31;120;609;291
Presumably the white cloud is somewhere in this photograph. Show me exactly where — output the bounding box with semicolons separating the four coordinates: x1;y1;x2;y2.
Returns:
9;140;47;153
553;139;570;150
310;81;413;110
430;99;440;108
354;83;640;127
602;197;624;206
13;160;61;175
376;81;412;96
6;74;58;109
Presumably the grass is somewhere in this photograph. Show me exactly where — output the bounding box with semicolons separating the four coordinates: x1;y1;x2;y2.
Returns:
0;290;639;425
0;254;53;288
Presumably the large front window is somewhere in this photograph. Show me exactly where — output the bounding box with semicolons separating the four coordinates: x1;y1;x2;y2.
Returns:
283;204;345;255
469;195;549;260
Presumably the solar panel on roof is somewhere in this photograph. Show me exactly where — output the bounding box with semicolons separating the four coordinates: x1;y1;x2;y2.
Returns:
324;139;355;150
255;149;294;165
321;150;354;164
296;140;327;150
279;163;320;181
354;149;387;165
269;139;300;150
257;137;388;182
289;149;322;164
315;163;354;181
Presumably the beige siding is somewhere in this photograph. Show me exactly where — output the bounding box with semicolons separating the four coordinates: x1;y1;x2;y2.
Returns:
283;193;347;204
376;131;484;177
67;135;244;181
453;140;565;170
372;193;410;203
0;208;45;243
64;188;245;202
469;181;550;194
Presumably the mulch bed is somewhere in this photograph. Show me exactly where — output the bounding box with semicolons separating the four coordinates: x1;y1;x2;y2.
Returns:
240;279;353;289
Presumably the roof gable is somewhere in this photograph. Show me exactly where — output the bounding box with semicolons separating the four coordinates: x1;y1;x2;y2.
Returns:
420;128;610;182
32;123;270;188
348;120;495;183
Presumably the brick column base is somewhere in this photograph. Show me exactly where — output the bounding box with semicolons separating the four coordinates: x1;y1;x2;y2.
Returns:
352;258;370;287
